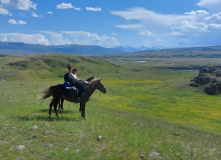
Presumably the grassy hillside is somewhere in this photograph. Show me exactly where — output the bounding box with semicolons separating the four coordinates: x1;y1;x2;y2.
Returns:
0;68;221;159
94;45;221;60
91;46;221;75
0;53;124;81
1;53;221;159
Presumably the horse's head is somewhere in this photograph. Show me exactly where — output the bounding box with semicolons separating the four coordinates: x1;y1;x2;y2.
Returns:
95;78;106;93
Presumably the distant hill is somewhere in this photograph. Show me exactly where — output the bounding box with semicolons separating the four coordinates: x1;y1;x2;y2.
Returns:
94;45;221;60
0;41;154;56
0;53;124;80
0;41;125;55
1;41;221;59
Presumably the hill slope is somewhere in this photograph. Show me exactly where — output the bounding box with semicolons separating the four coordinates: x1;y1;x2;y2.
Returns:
0;53;123;80
94;45;221;60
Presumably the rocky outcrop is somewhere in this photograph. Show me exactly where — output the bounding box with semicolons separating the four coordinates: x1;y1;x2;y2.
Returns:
190;67;221;95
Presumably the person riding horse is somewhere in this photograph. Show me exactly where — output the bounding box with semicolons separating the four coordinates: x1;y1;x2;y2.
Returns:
64;64;84;101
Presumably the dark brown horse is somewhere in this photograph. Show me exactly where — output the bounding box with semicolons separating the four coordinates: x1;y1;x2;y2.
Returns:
40;78;106;119
58;76;95;110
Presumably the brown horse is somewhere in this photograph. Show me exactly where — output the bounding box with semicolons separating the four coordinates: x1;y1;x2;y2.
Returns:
40;78;106;119
58;76;95;110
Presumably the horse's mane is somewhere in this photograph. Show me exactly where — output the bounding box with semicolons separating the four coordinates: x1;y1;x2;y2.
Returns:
86;76;94;82
89;78;101;83
86;76;101;83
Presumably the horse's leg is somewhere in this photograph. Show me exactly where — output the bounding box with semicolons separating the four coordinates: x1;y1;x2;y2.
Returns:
49;101;54;117
54;102;59;117
79;102;82;112
58;99;64;114
58;101;61;110
60;98;64;110
81;102;86;119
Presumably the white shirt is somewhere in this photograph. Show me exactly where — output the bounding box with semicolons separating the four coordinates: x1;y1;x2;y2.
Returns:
70;73;81;83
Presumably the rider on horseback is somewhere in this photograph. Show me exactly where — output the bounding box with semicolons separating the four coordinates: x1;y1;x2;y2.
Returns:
64;64;84;101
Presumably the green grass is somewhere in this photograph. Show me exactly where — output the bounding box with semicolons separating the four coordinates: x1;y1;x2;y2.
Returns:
0;53;124;81
1;65;221;159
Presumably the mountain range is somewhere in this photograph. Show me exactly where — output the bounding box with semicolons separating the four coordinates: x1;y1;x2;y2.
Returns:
0;41;152;56
1;41;221;59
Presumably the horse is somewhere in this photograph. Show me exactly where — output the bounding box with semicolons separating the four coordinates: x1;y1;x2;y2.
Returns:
58;76;95;110
40;77;106;119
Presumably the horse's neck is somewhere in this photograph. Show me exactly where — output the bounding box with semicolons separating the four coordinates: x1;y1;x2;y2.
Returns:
85;81;97;98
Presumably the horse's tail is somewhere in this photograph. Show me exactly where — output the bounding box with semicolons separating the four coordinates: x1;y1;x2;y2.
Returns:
38;86;54;100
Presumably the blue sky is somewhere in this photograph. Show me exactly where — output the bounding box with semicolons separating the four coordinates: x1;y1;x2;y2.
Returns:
0;0;221;48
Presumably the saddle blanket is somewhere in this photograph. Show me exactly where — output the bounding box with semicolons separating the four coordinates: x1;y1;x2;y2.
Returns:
64;86;79;97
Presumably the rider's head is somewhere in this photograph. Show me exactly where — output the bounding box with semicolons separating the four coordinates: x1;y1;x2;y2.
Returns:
72;68;77;74
68;64;72;73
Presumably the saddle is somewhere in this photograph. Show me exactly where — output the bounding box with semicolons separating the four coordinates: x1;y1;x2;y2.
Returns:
62;81;89;98
64;86;79;98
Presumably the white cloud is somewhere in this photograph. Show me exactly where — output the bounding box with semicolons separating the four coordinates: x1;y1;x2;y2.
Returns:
86;7;101;12
206;12;221;20
0;31;120;47
114;24;142;29
32;12;39;17
111;7;193;27
74;7;81;11
0;7;10;14
138;31;156;37
56;3;81;10
111;7;199;39
111;7;221;34
57;3;73;9
17;20;26;24
8;18;16;24
111;7;221;48
197;0;221;12
0;35;7;41
172;20;208;31
207;23;221;29
168;31;184;36
1;0;37;10
174;21;221;32
40;31;71;45
0;33;49;45
47;11;53;15
60;31;120;48
39;31;120;47
185;10;209;16
8;19;26;24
